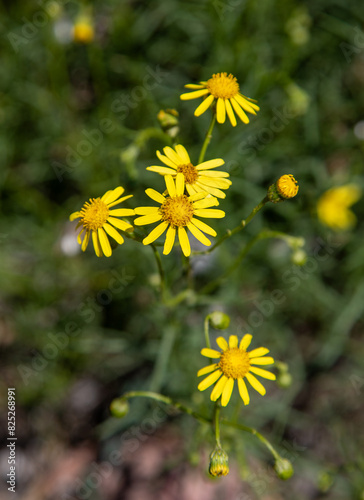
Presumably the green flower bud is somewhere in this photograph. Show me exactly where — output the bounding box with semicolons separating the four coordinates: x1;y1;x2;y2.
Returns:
157;109;180;138
274;457;294;480
291;248;307;266
275;361;292;388
209;312;230;330
110;397;129;418
209;446;229;477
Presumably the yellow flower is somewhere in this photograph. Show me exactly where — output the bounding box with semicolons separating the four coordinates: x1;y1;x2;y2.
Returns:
180;72;260;126
267;174;299;203
147;145;231;199
69;187;134;257
198;334;276;407
73;19;94;44
134;173;225;257
317;185;361;231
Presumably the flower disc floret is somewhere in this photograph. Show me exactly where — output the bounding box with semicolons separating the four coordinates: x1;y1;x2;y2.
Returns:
147;145;231;199
69;186;134;257
134;173;225;257
198;334;276;407
180;72;260;127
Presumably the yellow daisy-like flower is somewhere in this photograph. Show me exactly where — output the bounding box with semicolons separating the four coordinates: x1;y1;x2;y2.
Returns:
134;173;225;257
147;145;231;199
69;187;134;257
180;72;260;126
317;185;361;231
198;334;276;407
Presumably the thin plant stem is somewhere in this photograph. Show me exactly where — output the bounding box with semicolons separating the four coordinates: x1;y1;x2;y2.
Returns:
120;391;281;460
198;113;216;164
192;196;269;256
214;402;221;447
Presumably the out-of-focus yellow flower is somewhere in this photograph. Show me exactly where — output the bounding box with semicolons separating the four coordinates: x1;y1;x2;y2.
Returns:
73;18;94;44
180;72;259;126
317;185;361;231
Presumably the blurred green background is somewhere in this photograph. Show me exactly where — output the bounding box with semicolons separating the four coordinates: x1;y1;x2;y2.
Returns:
1;0;364;499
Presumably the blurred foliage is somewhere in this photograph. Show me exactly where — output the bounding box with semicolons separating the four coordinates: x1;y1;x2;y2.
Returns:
1;0;364;499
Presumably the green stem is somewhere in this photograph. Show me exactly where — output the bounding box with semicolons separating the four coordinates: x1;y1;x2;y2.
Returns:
198;114;216;164
122;391;210;424
192;196;269;256
214;402;221;447
120;391;281;460
221;418;280;460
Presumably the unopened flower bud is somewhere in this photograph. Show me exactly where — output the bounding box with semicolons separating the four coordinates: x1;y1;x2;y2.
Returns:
275;362;292;388
274;457;294;480
268;175;299;203
110;398;129;418
209;311;230;330
209;446;229;477
157;109;180;138
291;248;307;266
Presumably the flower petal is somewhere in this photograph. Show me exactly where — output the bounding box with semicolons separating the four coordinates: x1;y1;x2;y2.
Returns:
221;378;234;406
180;88;210;100
107;217;133;232
201;348;221;359
216;337;228;351
175;172;185;196
143;221;168;245
196;159;225;170
69;211;81;221
198;369;222;391
102;186;125;204
184;83;205;89
245;373;266;396
239;334;252;350
249;347;270;358
145;188;166;204
109;208;135;216
195;183;227;199
92;231;102;257
216;97;226;123
103;222;124;245
194;209;225;218
198;176;231;189
165;175;176;197
194;94;215;116
156;150;177;169
178;226;191;257
229;335;238;348
134;212;162;226
193;197;219;209
238;378;250;405
98;227;112;257
249;366;276;380
134;207;160;215
199;170;230;178
190;217;217;236
235;93;260;113
250;356;275;366
225;98;237;127
174;144;190;163
197;363;218;377
210;375;228;401
187;223;211;246
108;194;133;208
163;226;176;255
147;166;176;175
81;230;90;251
230;97;249;124
163;146;183;166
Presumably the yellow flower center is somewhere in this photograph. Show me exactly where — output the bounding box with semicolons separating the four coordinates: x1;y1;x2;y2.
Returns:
277;174;299;199
219;347;250;379
206;72;240;99
80;198;109;231
160;195;194;228
176;163;199;185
